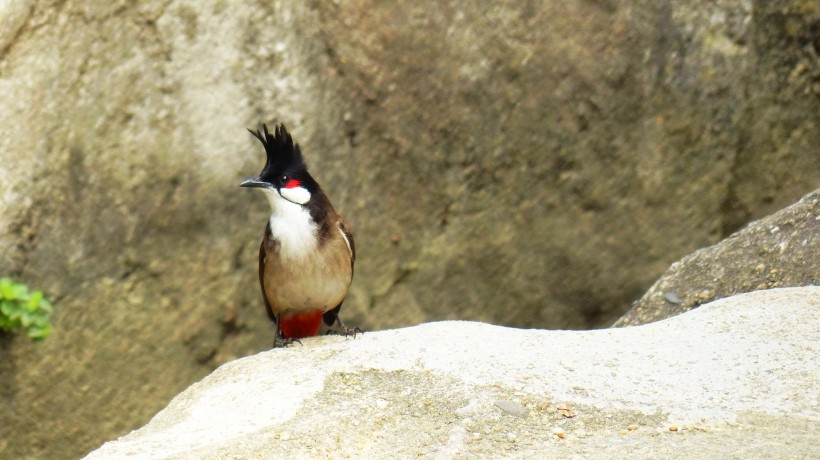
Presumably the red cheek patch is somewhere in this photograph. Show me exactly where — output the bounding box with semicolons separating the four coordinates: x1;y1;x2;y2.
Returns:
284;179;302;189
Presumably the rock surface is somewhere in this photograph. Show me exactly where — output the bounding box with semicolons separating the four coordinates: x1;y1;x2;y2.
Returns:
1;1;818;458
616;188;820;326
85;287;820;459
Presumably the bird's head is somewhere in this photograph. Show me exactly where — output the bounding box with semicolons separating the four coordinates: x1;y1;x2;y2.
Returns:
240;123;316;206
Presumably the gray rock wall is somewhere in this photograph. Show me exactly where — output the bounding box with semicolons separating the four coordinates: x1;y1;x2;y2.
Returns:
616;188;819;326
0;1;817;458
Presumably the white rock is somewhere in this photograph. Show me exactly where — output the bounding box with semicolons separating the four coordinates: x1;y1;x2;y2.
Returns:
85;287;820;459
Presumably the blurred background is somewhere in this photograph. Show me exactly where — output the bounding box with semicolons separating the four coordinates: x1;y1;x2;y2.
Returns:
1;1;817;458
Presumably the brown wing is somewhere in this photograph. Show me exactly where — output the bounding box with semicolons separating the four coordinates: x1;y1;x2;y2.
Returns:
338;218;356;273
258;237;276;323
323;218;355;326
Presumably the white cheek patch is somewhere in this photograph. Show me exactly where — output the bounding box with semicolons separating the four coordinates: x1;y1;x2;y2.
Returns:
279;186;311;205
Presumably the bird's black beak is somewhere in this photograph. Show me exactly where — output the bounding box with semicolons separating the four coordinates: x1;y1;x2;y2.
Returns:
239;177;273;189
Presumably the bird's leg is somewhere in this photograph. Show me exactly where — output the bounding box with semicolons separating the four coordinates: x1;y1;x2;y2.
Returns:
272;321;301;349
326;316;364;338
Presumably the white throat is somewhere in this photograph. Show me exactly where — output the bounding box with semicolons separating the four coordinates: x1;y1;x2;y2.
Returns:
262;188;318;260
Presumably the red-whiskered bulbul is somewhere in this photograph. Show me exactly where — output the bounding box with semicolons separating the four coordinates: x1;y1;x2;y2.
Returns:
240;123;360;347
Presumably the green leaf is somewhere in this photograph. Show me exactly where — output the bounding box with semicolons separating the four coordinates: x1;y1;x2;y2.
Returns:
31;314;50;328
39;299;53;314
12;284;28;300
0;277;54;341
0;279;14;300
2;302;22;322
0;300;13;316
27;291;43;311
27;323;52;340
20;312;33;328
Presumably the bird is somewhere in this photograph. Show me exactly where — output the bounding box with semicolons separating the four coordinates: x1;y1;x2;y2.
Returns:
240;123;360;347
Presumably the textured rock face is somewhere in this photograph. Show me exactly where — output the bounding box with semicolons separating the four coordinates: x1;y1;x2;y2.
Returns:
616;188;819;326
0;1;817;458
84;288;820;459
325;0;820;331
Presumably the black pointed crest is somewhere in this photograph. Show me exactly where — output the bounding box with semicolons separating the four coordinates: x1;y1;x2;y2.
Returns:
248;123;306;181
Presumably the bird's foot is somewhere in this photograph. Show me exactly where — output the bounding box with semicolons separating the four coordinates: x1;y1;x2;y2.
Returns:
326;318;364;338
272;336;302;349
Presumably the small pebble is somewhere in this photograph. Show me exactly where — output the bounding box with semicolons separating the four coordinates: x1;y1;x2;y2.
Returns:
556;403;575;418
495;399;528;417
663;292;682;304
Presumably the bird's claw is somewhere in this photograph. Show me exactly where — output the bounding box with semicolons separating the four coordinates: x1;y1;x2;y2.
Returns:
272;336;302;349
326;325;364;338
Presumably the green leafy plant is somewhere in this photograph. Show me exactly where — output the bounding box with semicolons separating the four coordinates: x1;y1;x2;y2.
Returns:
0;277;54;341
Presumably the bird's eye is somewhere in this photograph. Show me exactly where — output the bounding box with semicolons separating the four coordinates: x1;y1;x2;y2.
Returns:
280;175;289;184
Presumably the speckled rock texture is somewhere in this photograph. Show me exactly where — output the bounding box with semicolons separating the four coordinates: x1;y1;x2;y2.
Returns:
616;188;819;326
1;1;818;458
85;287;820;459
